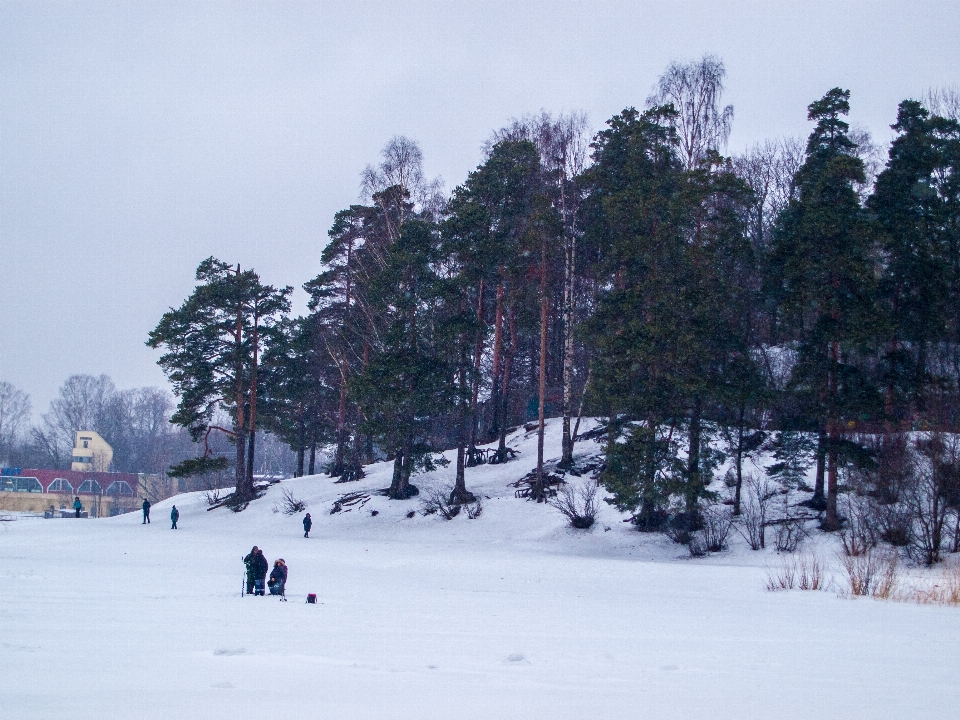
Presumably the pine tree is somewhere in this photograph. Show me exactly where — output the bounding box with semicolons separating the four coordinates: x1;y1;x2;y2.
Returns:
769;89;881;529
147;258;291;503
351;216;454;499
869;100;960;423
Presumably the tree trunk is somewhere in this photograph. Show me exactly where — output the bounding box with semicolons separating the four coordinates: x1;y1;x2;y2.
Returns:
823;341;841;530
245;322;260;490
560;218;576;469
687;397;702;512
495;304;516;460
452;349;475;504
332;362;348;477
467;278;485;466
295;419;305;477
534;240;549;501
810;430;827;509
488;280;505;442
733;404;744;516
308;441;316;476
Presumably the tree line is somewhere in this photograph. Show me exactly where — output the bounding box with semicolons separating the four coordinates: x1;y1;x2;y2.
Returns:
148;57;960;542
0;374;298;485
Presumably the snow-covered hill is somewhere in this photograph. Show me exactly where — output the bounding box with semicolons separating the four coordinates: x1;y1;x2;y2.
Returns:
2;419;959;719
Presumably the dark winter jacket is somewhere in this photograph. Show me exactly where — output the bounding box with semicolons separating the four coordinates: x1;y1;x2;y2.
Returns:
302;515;312;531
73;498;82;511
244;551;268;579
170;507;179;521
269;565;288;585
142;500;151;513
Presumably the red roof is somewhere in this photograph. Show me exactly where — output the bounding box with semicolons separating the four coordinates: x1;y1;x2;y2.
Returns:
19;468;141;495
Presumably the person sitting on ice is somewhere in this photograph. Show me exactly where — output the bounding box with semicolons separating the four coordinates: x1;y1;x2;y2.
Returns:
268;559;288;597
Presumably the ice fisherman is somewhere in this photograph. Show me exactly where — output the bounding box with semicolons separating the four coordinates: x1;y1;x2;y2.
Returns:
142;498;151;524
244;546;268;595
170;505;179;529
73;496;82;518
302;512;312;538
268;559;288;596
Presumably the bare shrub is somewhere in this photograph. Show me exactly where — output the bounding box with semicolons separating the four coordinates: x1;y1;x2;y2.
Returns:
771;494;808;553
465;497;483;519
736;474;776;550
875;501;912;547
547;478;599;529
840;549;899;597
774;517;807;553
700;504;732;552
871;553;901;600
904;435;959;565
909;566;960;605
687;532;707;557
839;494;878;556
765;551;828;592
419;485;460;520
275;487;306;516
765;557;797;591
664;512;698;545
204;488;224;507
796;552;827;590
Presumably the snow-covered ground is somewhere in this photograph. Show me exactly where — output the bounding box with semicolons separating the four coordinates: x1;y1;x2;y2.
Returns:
2;419;959;719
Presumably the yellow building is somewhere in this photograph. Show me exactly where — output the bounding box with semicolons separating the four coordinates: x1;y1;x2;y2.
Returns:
71;431;113;472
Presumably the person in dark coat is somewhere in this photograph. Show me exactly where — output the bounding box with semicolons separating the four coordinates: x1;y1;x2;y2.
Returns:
268;559;288;596
170;505;179;529
302;513;312;538
73;497;82;518
243;546;269;595
142;499;151;524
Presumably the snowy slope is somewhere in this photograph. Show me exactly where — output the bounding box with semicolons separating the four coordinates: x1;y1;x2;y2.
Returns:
2;418;959;719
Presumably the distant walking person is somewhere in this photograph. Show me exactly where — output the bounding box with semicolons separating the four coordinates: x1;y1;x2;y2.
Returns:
142;499;151;524
303;513;312;538
73;496;82;518
243;546;268;596
268;559;288;597
170;505;179;529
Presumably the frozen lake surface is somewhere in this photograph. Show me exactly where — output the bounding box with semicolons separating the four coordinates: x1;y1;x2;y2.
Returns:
2;419;958;719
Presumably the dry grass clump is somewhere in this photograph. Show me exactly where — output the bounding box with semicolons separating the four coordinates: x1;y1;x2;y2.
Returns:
839;549;900;598
765;552;828;592
904;566;960;606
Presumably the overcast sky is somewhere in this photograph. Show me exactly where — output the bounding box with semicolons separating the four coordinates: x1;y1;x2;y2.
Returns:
2;0;959;418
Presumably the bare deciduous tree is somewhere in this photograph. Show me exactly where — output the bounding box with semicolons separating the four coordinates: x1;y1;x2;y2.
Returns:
647;54;734;170
489;111;592;468
734;137;804;251
0;381;31;465
924;84;960;122
362;135;445;218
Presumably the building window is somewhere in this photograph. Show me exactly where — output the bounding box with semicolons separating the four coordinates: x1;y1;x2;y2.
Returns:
106;481;133;496
49;478;75;493
82;440;89;449
78;479;103;494
1;477;43;493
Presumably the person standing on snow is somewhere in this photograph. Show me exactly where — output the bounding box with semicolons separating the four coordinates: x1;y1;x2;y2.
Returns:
73;496;82;518
302;513;312;538
243;546;269;595
170;505;179;529
268;559;288;596
142;498;151;524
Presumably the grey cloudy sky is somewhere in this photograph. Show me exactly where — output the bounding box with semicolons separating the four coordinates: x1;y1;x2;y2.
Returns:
2;0;959;417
